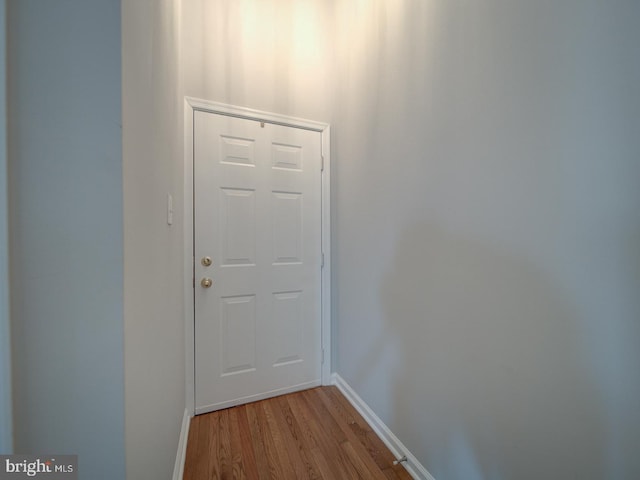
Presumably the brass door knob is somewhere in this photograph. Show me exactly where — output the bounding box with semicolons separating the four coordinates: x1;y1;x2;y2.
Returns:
201;278;213;288
201;256;212;267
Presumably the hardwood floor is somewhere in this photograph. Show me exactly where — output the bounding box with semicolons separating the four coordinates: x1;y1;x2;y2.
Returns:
183;386;413;479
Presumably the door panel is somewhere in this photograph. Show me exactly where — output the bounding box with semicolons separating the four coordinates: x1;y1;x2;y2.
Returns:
272;191;302;264
219;188;256;266
194;111;322;413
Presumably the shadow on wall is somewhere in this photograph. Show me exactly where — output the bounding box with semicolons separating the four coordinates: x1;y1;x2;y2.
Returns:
372;223;606;480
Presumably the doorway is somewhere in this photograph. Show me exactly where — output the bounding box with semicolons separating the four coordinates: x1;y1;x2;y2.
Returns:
184;99;331;414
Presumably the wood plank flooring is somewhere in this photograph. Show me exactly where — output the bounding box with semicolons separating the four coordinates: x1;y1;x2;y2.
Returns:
183;386;413;480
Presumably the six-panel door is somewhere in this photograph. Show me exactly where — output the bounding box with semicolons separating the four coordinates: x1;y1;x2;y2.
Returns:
194;111;322;413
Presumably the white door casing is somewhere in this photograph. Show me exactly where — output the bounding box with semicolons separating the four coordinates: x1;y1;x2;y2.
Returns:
186;101;331;414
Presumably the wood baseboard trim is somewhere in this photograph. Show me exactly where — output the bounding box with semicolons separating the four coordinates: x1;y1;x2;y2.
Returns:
331;373;436;480
173;408;191;480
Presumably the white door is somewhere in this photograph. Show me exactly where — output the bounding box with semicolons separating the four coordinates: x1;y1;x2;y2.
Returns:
194;111;323;414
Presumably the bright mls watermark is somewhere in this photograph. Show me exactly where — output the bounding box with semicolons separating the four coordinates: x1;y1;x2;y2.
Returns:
0;456;77;480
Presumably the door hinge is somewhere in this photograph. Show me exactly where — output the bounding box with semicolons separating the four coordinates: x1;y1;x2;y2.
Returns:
321;155;325;172
321;348;325;364
321;252;325;268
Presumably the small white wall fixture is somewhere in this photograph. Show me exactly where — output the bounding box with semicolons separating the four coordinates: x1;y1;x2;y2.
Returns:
183;98;332;414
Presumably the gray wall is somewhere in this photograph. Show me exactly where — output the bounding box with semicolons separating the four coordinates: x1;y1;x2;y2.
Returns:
7;1;125;477
122;1;185;478
0;0;11;454
332;1;640;479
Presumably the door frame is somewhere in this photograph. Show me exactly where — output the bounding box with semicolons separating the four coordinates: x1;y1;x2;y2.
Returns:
183;97;332;415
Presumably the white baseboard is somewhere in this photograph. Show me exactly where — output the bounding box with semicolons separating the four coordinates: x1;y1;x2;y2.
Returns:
331;373;436;480
172;408;191;480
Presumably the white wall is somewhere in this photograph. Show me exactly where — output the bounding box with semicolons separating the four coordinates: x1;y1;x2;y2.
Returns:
122;1;185;479
7;0;124;477
181;0;334;122
181;2;639;478
0;0;12;455
332;1;640;479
